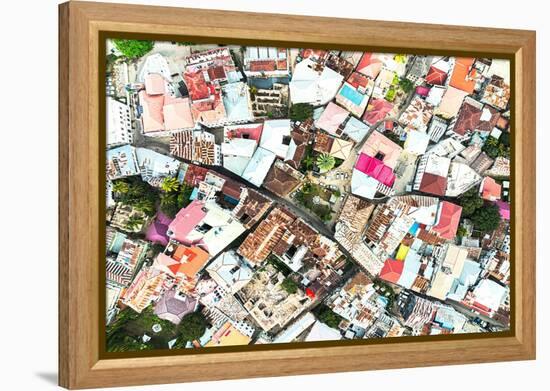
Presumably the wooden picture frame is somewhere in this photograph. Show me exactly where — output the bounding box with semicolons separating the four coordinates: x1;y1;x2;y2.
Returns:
59;1;536;389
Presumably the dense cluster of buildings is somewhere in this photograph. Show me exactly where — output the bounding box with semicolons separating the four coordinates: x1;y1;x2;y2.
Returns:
105;41;512;350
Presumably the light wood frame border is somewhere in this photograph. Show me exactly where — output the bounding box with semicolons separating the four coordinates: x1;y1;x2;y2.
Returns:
59;1;536;389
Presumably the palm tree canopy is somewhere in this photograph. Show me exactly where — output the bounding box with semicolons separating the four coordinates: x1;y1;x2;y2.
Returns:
316;153;335;172
161;177;179;193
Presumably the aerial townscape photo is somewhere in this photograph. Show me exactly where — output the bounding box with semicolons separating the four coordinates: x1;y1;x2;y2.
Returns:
104;39;512;353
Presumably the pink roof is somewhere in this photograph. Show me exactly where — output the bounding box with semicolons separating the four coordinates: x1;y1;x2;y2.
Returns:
495;200;510;220
416;86;431;97
356;53;383;79
360;130;403;169
139;90;165;133
355;153;396;187
163;96;195;130
145;211;174;246
167;200;207;244
432;201;462;240
379;259;404;284
481;177;502;201
145;73;165;95
315;102;349;135
226;124;263;142
363;98;394;125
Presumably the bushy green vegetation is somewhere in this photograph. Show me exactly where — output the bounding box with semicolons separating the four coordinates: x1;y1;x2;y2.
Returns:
108;307;208;352
459;187;484;217
294;182;333;222
107;306;178;352
471;203;501;233
281;277;298;294
482;135;510;159
398;77;414;93
459;188;502;233
112;39;154;59
290;103;314;122
159;179;194;218
171;312;208;349
111;177;159;217
315;304;343;329
456;226;468;238
266;255;292;277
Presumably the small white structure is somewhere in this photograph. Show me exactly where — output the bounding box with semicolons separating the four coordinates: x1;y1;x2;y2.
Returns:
290;59;344;105
107;97;133;147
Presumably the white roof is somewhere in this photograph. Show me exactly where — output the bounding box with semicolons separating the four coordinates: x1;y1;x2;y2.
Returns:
259;119;292;158
138;53;172;83
473;279;507;312
195;202;246;257
290;59;343;105
305;321;342;342
445;162;481;197
351;169;379;199
426;85;446;107
343;117;370;143
487;59;511;84
425;154;451;177
221;138;257;158
273;312;316;344
404;130;430;155
241;147;276;187
223;156;250;176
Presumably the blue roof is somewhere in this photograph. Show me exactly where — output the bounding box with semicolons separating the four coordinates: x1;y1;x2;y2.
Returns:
339;83;365;106
409;222;420;235
343;117;370;143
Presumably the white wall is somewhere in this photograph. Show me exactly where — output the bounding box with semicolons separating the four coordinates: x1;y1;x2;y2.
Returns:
0;0;546;390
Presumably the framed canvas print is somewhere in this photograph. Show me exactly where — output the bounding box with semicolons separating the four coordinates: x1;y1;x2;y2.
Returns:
58;1;536;389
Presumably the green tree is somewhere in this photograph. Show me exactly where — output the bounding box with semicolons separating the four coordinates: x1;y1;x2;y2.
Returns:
290;103;314;121
173;312;207;348
316;305;343;329
112;39;154;60
471;203;501;233
125;215;144;231
112;180;130;194
160;193;180;217
398;77;414;93
302;155;314;171
459;187;484;217
281;277;298;294
133;198;156;216
482;136;500;158
161;177;180;193
301;181;314;195
316;153;336;172
457;226;468;237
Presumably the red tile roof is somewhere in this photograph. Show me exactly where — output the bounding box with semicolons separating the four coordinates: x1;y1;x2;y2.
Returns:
419;173;447;196
249;60;277;72
207;65;227;81
453;101;482;135
481;177;501;201
432;201;462;240
184;70;210;101
425;66;447;85
379;259;404;284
